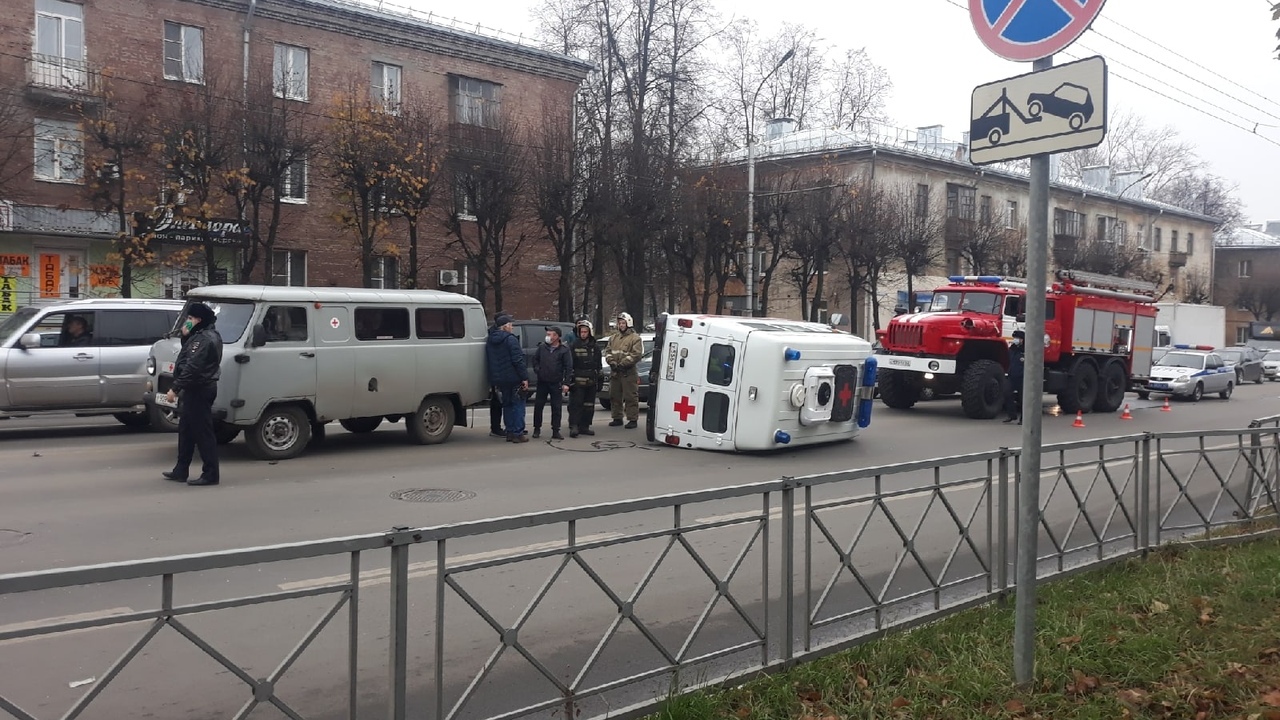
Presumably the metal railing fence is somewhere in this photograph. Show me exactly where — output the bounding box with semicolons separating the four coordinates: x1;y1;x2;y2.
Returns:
1;424;1277;720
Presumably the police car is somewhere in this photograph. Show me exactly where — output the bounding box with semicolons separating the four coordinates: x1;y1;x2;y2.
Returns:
1138;345;1234;402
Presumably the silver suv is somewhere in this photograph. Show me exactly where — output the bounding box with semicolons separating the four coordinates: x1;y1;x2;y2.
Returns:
0;298;184;428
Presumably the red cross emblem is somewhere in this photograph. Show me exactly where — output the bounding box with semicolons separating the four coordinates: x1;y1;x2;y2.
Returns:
837;382;853;407
673;395;697;422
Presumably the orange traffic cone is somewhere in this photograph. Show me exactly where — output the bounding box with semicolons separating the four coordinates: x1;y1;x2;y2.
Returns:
1120;403;1133;420
1073;410;1086;428
1161;397;1172;413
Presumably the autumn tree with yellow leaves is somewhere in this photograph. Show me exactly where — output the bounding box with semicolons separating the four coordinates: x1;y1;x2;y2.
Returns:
325;92;402;287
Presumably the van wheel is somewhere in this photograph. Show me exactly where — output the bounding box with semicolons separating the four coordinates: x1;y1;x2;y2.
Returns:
407;396;455;445
214;422;241;445
340;417;383;434
148;402;180;433
113;412;151;430
246;405;312;460
960;360;1005;419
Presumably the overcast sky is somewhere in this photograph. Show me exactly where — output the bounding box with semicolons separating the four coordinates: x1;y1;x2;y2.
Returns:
397;0;1280;223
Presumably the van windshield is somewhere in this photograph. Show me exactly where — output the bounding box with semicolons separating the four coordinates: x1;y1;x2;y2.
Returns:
0;307;38;343
178;299;255;343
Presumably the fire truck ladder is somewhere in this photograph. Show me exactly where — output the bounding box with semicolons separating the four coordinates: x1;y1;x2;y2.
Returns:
1056;269;1159;301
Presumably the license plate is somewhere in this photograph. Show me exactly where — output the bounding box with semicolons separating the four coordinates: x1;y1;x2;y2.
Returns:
155;392;177;408
1149;383;1168;390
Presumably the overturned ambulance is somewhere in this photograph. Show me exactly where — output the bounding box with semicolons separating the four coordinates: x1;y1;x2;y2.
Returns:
646;314;878;452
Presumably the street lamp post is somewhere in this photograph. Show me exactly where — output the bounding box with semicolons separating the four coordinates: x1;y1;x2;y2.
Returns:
745;48;794;317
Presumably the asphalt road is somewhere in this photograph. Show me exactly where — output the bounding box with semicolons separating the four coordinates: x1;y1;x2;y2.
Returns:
0;385;1275;720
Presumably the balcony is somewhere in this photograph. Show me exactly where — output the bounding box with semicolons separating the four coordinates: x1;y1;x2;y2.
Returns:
1167;251;1188;268
26;55;103;101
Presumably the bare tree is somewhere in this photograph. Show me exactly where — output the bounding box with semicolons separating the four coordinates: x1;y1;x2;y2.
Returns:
753;167;804;316
1061;110;1199;197
954;202;1013;276
444;117;529;312
1156;172;1246;231
530;104;590;319
0;86;31;199
1180;267;1212;304
79;80;164;296
386;101;443;290
883;182;945;314
822;47;892;131
834;174;892;332
1232;268;1280;321
1053;227;1162;282
325;89;401;287
789;179;846;321
225;77;317;283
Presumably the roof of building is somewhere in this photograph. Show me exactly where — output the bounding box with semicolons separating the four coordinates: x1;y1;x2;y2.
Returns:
706;123;1220;226
242;0;593;82
1215;225;1280;248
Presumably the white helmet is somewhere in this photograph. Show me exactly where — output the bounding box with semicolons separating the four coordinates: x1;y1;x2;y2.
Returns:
617;312;633;327
576;318;594;333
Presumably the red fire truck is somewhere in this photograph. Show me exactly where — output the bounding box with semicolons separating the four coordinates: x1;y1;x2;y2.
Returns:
872;270;1160;419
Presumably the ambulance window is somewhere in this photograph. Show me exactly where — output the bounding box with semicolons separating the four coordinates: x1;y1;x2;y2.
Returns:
263;306;308;343
702;392;730;433
707;344;735;386
415;308;465;339
354;307;410;341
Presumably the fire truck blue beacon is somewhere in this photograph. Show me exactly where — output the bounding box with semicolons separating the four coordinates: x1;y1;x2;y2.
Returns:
646;314;878;452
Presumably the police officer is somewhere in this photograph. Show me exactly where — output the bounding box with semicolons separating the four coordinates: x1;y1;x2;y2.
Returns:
162;303;223;486
568;319;602;438
1005;330;1026;425
605;312;643;429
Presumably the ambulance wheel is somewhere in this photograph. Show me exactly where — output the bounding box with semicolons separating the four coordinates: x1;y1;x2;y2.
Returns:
1057;358;1099;415
645;404;656;443
246;404;312;461
877;369;920;409
340;416;383;434
407;396;454;445
1093;360;1128;413
960;360;1005;419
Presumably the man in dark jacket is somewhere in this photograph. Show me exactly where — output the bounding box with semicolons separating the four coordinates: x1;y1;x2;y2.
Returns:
1005;330;1025;424
486;314;529;443
531;326;572;440
568;319;602;438
163;302;223;485
487;313;507;438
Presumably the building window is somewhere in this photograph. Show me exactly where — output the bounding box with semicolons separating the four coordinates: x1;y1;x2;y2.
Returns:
34;118;83;183
1239;260;1252;278
272;250;306;286
371;62;401;113
979;195;992;224
1170;230;1179;253
1154;227;1162;252
454;173;477;220
1096;216;1126;243
1053;208;1083;238
1237;326;1250;344
451;76;501;128
273;44;309;101
1187;232;1194;255
370;256;399;289
281;158;307;202
34;0;85;91
1006;200;1018;228
946;184;975;220
163;21;203;84
915;184;929;218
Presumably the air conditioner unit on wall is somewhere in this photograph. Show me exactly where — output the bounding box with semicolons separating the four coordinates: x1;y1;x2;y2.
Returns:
438;269;460;286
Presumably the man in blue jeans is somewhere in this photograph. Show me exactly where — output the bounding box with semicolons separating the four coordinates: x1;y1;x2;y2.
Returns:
487;314;530;443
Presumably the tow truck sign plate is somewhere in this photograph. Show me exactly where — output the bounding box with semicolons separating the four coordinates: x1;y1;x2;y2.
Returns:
969;55;1107;165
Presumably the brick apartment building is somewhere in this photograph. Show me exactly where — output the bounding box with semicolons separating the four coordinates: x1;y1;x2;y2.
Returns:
0;0;589;318
708;123;1220;336
1214;222;1280;347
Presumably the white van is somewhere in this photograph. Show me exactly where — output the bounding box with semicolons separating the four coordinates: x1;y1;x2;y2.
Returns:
146;286;489;460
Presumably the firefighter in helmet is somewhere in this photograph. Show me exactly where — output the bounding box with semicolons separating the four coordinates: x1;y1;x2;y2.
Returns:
605;312;643;428
568;319;602;437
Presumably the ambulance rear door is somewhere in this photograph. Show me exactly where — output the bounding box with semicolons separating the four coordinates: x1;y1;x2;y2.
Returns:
663;326;742;447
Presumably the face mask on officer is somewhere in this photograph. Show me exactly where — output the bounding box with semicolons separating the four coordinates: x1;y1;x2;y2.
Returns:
181;318;196;336
545;334;553;344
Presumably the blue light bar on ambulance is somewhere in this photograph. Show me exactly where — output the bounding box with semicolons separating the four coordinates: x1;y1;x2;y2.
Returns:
774;430;792;444
948;275;1005;284
857;356;878;429
784;348;802;361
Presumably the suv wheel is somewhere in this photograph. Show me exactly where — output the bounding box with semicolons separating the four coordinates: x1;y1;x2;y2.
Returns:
407;396;455;445
148;402;180;432
246;405;312;460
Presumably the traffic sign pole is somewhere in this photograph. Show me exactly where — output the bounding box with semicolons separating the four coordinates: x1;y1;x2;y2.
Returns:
1013;53;1054;687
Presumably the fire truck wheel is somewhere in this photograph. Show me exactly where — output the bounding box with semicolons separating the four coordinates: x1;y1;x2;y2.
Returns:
877;369;920;409
1093;360;1128;413
1057;358;1099;415
960;360;1005;420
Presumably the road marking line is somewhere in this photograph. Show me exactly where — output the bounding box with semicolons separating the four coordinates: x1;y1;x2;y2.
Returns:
278;532;622;591
0;607;135;647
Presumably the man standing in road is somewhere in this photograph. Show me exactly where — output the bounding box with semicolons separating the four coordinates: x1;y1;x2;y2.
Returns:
487;312;507;438
531;326;572;440
162;303;223;486
568;319;602;438
1005;330;1025;425
605;312;643;429
487;314;530;443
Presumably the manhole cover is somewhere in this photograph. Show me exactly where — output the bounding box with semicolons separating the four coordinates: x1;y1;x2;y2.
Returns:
389;488;476;503
0;529;31;548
